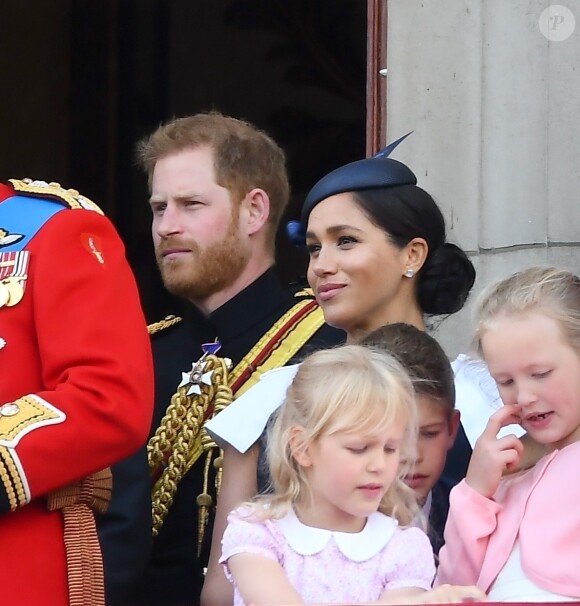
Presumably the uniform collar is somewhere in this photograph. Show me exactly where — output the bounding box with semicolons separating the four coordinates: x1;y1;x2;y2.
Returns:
209;268;288;339
278;509;398;562
183;268;289;346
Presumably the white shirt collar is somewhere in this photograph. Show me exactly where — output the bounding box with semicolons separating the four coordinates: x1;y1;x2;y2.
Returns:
277;509;398;562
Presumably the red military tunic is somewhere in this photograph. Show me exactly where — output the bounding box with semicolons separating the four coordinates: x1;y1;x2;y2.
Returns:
0;179;153;605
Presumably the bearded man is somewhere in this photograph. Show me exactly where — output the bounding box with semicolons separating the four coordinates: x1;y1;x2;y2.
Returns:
130;112;343;606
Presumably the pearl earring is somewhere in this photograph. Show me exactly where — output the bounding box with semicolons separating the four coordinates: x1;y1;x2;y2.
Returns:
404;268;415;278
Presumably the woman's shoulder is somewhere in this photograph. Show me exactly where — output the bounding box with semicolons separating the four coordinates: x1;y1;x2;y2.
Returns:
205;364;301;452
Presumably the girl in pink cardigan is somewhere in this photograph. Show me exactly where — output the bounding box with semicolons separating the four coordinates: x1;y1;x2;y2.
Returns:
220;345;484;605
437;266;580;600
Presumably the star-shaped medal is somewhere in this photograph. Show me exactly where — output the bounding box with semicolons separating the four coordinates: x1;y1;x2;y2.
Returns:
178;361;215;396
177;341;222;395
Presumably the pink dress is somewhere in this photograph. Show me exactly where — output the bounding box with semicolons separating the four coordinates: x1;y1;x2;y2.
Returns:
220;507;435;605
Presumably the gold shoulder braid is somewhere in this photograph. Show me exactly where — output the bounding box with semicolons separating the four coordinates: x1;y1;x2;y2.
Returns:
148;354;232;541
9;178;104;214
147;315;182;335
148;297;325;557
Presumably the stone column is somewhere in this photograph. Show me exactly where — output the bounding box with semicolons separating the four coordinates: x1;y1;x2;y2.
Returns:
386;0;580;355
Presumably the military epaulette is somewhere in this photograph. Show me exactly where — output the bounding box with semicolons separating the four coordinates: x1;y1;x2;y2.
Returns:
9;179;104;215
148;315;182;335
293;287;315;299
0;395;66;513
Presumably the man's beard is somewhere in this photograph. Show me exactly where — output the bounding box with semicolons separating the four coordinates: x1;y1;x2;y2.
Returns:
155;221;251;305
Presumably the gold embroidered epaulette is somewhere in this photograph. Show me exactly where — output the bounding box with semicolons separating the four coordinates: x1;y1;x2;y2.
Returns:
294;287;315;298
9;178;104;215
148;315;182;335
0;395;66;512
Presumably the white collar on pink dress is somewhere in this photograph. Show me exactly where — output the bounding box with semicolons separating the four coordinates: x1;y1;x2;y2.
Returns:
277;509;398;562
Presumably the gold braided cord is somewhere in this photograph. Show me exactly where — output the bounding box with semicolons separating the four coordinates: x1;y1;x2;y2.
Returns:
147;296;324;543
196;452;214;558
149;355;232;536
182;379;235;552
148;384;191;472
192;380;234;554
147;315;182;336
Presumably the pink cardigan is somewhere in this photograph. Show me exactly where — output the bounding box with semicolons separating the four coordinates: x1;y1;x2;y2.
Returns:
436;441;580;597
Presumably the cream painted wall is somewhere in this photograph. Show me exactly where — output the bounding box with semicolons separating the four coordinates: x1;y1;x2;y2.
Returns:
385;0;580;356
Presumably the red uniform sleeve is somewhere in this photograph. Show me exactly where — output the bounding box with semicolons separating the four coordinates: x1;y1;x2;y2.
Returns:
0;207;153;513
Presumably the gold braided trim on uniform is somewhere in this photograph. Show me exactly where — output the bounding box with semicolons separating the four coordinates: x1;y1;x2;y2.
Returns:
0;395;65;444
0;447;27;510
148;297;326;556
0;447;26;511
148;355;233;537
293;287;315;298
147;315;182;335
252;306;324;386
0;455;17;511
0;396;64;512
9;178;104;215
227;299;324;397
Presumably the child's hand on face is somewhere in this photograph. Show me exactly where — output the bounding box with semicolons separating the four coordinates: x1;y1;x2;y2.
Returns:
466;405;524;498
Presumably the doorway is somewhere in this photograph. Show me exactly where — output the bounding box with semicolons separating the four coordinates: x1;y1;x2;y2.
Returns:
4;0;378;321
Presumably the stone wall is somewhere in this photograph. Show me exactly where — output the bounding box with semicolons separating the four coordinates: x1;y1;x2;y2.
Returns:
386;0;580;355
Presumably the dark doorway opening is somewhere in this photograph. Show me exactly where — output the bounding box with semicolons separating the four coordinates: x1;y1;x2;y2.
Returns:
5;0;369;321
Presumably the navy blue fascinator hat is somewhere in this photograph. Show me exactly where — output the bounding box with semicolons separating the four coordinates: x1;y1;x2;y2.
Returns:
287;132;415;246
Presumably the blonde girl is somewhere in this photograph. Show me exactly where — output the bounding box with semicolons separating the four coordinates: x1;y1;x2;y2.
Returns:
437;267;580;600
220;345;484;605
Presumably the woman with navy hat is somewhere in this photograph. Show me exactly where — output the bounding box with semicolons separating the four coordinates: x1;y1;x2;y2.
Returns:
298;152;474;338
202;144;478;605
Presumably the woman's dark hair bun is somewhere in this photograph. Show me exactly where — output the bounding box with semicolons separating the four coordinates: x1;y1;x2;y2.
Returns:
417;243;476;315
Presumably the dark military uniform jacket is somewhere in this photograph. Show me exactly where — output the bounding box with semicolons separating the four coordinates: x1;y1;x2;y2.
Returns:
427;475;454;558
132;268;344;606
